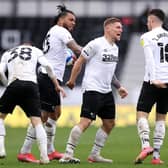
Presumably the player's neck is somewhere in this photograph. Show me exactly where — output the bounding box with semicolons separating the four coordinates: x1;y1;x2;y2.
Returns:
152;23;162;30
57;20;63;27
104;35;114;45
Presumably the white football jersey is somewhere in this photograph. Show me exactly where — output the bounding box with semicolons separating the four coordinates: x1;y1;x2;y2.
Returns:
42;25;74;81
81;36;119;93
140;26;168;82
0;45;49;85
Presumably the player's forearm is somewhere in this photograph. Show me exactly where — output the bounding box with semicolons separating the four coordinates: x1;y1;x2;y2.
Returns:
111;74;121;89
67;40;82;57
45;65;55;79
69;61;82;83
45;65;61;89
51;76;60;89
38;56;56;79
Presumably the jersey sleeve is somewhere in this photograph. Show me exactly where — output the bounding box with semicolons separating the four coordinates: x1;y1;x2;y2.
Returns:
81;40;96;60
34;47;43;57
38;56;55;79
0;52;8;72
60;28;74;44
0;52;8;85
143;45;156;81
140;33;156;81
140;34;151;47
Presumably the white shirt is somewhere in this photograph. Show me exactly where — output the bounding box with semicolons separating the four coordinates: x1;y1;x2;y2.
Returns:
0;45;54;85
140;26;168;83
42;25;74;81
81;36;119;93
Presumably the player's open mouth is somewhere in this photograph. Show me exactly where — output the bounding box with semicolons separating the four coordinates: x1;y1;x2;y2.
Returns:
117;34;121;37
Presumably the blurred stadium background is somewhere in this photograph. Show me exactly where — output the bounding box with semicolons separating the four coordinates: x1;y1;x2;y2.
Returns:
0;0;168;127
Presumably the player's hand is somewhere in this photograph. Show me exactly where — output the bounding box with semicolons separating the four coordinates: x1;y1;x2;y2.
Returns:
66;80;75;89
151;80;167;88
55;85;66;98
118;86;128;99
72;55;77;65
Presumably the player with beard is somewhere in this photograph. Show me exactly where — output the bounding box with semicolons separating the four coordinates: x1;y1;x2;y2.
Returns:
17;5;82;163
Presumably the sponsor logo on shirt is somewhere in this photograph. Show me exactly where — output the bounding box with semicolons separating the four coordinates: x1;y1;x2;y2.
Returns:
102;53;118;62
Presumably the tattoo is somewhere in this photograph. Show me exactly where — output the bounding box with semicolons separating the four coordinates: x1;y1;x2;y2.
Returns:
112;74;121;89
67;40;82;57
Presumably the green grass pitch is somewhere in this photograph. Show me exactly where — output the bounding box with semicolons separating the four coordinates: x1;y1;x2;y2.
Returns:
0;126;167;168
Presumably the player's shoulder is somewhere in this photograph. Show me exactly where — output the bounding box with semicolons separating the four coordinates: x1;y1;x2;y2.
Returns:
85;37;101;49
90;36;104;45
1;50;9;57
51;25;69;34
5;45;19;54
140;31;151;40
27;46;43;56
140;31;153;47
141;27;165;39
162;24;168;31
95;36;104;41
83;37;100;54
33;46;42;51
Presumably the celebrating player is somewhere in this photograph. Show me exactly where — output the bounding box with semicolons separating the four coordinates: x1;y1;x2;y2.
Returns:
59;17;128;164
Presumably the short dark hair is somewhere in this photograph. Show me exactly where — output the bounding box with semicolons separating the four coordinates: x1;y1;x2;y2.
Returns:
104;17;121;27
54;4;75;24
148;9;165;22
